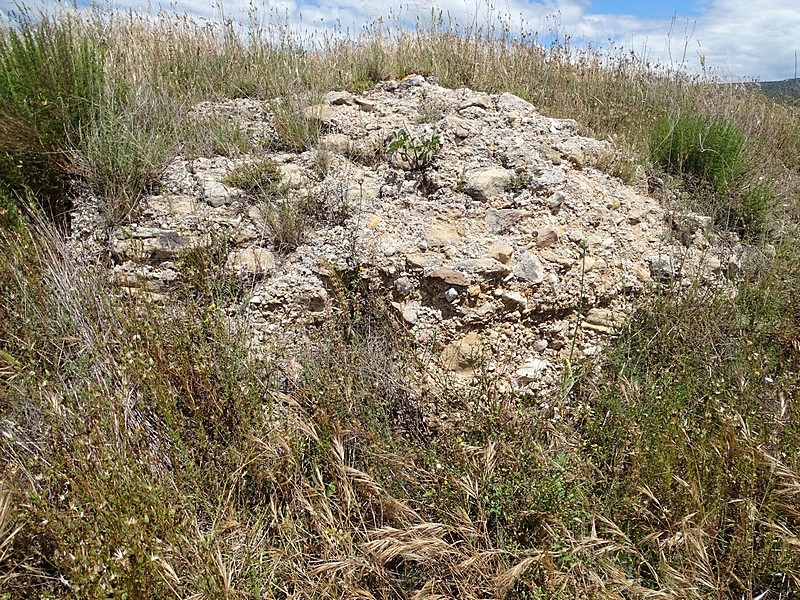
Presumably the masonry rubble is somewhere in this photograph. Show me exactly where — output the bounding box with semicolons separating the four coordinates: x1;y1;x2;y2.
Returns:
70;74;745;401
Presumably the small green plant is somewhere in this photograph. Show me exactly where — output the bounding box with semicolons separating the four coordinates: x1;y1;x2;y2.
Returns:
223;158;283;197
272;98;321;152
264;197;307;251
387;128;441;171
650;112;744;193
0;187;21;232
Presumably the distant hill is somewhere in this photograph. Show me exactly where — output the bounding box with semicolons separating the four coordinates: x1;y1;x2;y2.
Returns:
749;78;800;104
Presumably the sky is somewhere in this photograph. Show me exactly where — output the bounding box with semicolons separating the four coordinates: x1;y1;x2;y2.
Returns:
1;0;798;81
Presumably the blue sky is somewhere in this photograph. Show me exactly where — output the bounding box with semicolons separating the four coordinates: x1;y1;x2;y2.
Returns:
1;0;798;81
590;0;703;20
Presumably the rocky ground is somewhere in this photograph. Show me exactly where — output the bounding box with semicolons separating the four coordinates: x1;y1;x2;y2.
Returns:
70;75;746;403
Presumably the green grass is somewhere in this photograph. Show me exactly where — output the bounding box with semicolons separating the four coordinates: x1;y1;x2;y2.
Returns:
1;4;800;598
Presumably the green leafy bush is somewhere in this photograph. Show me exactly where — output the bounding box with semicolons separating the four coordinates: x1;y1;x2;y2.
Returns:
387;128;441;170
651;112;744;193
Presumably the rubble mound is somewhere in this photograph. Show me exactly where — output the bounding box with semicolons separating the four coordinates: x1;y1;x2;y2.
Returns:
71;75;735;396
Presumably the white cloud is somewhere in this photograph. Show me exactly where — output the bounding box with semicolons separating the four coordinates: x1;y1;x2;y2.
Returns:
0;0;797;80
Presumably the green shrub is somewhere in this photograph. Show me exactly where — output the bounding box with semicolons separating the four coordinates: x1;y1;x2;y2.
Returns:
0;186;21;232
0;16;105;224
651;112;744;193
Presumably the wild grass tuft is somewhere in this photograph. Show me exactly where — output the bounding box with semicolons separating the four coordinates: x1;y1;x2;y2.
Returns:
0;14;105;225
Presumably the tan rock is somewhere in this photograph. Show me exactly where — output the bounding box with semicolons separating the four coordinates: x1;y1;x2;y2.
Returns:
425;224;461;248
226;247;275;276
536;227;559;248
489;242;514;264
441;331;484;373
427;268;470;287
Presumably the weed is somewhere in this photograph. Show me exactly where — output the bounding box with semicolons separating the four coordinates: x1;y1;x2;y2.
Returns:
387;128;441;170
651;112;744;193
175;233;244;305
223;158;283;197
272;97;322;152
415;91;445;124
264;197;308;251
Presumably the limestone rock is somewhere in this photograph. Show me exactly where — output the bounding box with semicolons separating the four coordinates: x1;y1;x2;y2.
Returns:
426;224;461;248
111;227;196;263
513;252;544;284
226;247;275;276
464;167;514;201
459;92;493;111
441;331;483;373
304;104;335;124
324;90;355;105
70;77;734;405
536;227;559;248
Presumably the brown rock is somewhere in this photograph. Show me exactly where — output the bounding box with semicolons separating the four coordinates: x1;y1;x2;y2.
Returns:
427;268;470;287
489;242;514;264
536;227;559;248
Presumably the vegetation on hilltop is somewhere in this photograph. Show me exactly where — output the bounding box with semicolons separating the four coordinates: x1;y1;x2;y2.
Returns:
1;5;799;598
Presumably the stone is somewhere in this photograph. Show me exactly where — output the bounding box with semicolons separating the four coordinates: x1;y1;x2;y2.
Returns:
459;92;493;110
536;227;559;248
497;92;536;115
398;74;426;88
485;209;530;234
648;254;677;283
499;290;527;309
513;252;545;284
464;167;514;201
445;115;472;138
547;191;566;210
402;307;418;324
444;288;459;303
567;149;584;169
582;308;625;334
515;359;548;382
705;256;722;273
226;247;275;276
441;331;483;372
533;339;548;352
540;145;563;165
203;180;233;207
456;258;509;277
427;268;470;287
568;229;585;243
405;254;430;270
354;97;376;112
303;104;335;124
395;276;414;297
324;90;355;105
319;133;352;154
279;163;304;186
489;242;514;264
425;224;461;248
111;227;196;263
